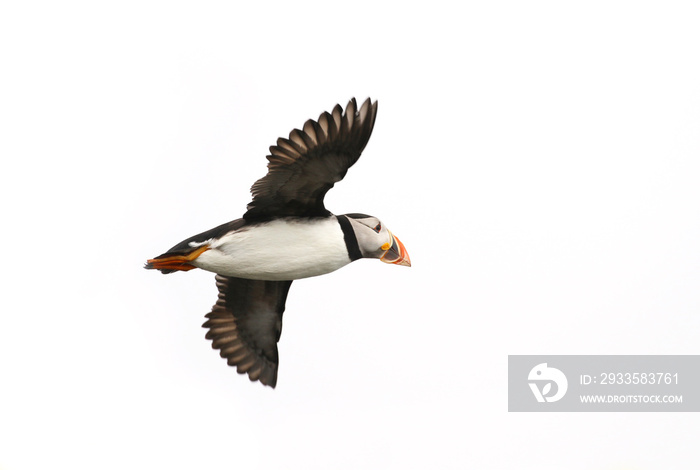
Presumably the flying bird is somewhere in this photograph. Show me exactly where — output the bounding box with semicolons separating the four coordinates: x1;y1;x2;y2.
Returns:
145;98;410;387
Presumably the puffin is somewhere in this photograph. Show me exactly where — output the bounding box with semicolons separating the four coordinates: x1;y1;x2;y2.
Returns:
145;98;410;388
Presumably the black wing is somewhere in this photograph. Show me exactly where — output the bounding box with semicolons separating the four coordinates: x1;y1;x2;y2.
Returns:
202;275;292;388
243;97;378;221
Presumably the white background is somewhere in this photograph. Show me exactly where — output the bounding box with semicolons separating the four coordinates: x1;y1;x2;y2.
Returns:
1;1;699;469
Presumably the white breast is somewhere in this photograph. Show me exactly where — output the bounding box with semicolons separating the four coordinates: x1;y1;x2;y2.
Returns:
191;217;351;281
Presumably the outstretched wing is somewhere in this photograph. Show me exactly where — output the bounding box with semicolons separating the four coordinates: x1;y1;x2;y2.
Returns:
202;275;293;388
243;97;378;221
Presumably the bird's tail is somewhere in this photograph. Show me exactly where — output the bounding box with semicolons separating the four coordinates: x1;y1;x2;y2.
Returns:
144;245;210;274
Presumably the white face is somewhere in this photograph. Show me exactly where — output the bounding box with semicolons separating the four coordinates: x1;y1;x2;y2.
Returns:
346;214;393;259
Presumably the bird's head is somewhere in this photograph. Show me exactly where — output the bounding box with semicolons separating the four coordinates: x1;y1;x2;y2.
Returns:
344;213;411;267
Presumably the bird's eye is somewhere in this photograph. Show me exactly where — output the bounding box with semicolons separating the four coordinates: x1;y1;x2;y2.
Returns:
373;223;381;233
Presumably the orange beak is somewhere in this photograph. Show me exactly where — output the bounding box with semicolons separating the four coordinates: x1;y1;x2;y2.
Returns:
380;232;411;267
